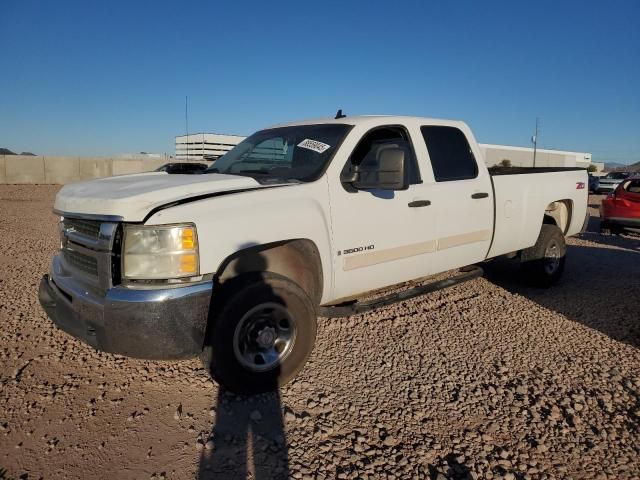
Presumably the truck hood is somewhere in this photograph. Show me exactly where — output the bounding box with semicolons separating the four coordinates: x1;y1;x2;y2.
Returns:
54;172;263;222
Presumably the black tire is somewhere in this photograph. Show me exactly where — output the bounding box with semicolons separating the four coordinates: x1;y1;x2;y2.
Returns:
601;221;623;235
200;273;317;394
520;224;566;287
611;224;624;235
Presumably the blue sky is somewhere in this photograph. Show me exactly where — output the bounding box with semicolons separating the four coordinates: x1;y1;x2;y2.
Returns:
1;0;638;164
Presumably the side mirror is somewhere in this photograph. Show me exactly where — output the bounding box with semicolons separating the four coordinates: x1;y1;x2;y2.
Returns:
346;147;409;191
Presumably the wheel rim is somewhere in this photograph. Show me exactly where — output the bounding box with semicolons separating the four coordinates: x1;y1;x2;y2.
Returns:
233;302;296;373
544;241;561;275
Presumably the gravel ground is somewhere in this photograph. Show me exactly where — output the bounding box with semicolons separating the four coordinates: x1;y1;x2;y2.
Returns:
0;185;639;480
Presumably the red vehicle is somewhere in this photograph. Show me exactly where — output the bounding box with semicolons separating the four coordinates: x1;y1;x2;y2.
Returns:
601;176;640;234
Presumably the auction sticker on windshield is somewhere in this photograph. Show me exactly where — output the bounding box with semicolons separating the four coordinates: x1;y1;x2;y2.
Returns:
297;139;331;154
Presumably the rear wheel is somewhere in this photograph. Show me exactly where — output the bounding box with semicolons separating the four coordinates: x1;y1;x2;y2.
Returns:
200;273;317;394
520;224;566;287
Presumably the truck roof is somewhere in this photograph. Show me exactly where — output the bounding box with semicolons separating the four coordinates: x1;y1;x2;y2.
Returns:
269;115;468;130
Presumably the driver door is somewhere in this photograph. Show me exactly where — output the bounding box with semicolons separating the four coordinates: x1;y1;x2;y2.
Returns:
328;125;438;301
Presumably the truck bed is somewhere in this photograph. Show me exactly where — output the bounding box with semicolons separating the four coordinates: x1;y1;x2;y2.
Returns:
486;168;588;259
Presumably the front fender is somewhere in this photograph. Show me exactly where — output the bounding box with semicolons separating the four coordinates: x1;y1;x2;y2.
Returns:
145;179;335;303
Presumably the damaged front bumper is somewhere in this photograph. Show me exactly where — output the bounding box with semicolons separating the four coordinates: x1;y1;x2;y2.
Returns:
38;256;213;359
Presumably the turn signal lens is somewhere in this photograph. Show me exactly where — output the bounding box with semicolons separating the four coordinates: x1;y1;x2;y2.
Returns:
181;228;196;250
180;254;198;273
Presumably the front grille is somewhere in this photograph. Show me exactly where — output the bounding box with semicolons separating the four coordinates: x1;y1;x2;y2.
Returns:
64;218;101;239
63;249;99;277
58;219;118;291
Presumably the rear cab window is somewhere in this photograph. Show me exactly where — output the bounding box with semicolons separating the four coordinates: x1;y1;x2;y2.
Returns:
420;126;478;182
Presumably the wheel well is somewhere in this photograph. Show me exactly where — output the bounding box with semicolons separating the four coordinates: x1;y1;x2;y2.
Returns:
544;200;572;234
216;239;323;306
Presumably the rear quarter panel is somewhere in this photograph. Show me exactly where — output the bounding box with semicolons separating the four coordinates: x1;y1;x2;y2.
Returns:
488;170;588;258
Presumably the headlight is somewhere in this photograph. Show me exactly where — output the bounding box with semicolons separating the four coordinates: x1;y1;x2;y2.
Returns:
123;224;199;280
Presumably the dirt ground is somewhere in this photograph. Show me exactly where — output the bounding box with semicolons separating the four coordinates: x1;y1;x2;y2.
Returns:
0;185;638;480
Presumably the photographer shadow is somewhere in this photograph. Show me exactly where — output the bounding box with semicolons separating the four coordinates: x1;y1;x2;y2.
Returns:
198;386;288;479
198;246;290;479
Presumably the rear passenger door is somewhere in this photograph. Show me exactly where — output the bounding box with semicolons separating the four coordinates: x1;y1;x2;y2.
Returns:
418;125;494;272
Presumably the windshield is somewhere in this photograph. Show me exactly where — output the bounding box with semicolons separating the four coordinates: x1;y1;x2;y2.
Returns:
605;172;629;179
206;124;353;183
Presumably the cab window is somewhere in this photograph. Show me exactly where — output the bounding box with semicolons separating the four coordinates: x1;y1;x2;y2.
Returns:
420;126;478;182
346;126;421;185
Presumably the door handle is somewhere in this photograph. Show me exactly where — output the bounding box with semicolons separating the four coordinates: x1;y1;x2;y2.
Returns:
408;200;431;207
471;192;489;199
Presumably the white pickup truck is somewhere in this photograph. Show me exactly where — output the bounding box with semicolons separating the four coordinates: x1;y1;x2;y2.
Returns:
39;115;589;393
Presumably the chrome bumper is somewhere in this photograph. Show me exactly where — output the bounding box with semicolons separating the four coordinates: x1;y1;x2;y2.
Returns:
39;256;213;359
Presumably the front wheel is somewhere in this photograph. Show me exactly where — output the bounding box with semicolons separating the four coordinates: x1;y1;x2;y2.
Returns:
200;274;317;394
520;224;566;287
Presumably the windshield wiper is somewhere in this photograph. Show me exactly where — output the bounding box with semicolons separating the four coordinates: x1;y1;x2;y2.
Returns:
208;169;301;184
237;169;271;175
260;177;303;184
238;170;302;184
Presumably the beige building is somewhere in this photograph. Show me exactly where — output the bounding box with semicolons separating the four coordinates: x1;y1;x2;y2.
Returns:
175;133;245;161
175;131;601;171
480;144;602;171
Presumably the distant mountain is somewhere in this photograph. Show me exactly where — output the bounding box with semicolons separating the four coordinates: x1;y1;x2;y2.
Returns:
603;161;640;172
0;148;36;156
604;162;627;171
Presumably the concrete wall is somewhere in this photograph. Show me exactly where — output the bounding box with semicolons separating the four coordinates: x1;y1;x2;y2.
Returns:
5;155;46;183
79;158;113;180
145;158;170;171
2;145;600;185
44;156;80;184
112;159;144;176
0;154;183;185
